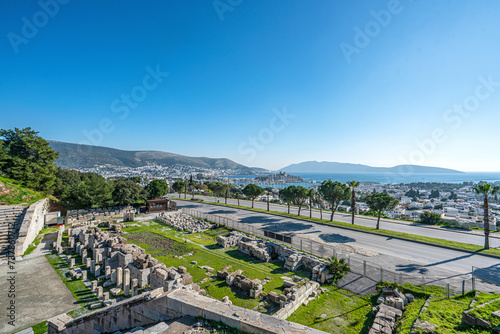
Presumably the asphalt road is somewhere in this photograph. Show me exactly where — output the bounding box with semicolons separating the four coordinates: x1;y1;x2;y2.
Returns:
180;194;500;248
172;198;500;291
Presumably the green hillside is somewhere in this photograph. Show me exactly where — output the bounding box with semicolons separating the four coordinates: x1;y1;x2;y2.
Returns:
0;176;46;206
48;140;258;172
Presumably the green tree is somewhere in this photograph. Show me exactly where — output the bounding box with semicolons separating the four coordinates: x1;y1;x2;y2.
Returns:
365;192;399;229
145;179;169;199
53;167;83;200
279;186;295;214
65;172;113;209
318;180;350;221
172;180;186;198
113;178;146;205
419;212;445;225
129;176;142;184
448;191;458;200
308;189;318;218
242;183;264;208
405;188;419;201
222;183;232;204
346;180;360;225
187;175;198;199
472;183;500;249
292;185;309;216
327;257;350;284
232;188;243;206
0;140;6;169
206;181;226;202
0;127;59;192
430;189;440;199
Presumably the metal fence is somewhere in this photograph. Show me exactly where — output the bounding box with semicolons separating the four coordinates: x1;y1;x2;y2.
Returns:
181;208;496;295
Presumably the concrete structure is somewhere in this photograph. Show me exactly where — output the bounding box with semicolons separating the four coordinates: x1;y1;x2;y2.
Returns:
13;199;48;257
47;288;328;334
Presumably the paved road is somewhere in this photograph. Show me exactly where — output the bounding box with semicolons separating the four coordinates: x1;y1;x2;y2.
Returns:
178;194;500;248
173;199;500;291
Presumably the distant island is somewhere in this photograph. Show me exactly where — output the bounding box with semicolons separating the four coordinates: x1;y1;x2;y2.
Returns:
280;161;464;174
255;171;304;183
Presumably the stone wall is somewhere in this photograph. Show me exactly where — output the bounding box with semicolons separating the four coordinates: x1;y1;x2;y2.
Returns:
48;288;329;334
66;206;136;223
274;281;320;319
15;198;48;257
234;234;330;283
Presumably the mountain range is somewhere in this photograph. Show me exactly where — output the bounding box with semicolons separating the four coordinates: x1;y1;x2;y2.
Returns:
48;141;262;172
48;141;463;175
279;161;464;174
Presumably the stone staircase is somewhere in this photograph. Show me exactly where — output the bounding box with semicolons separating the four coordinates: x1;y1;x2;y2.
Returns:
0;205;27;260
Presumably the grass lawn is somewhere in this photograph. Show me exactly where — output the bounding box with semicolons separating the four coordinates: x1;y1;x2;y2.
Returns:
45;253;101;318
287;286;376;334
123;220;310;309
0;176;46;205
24;226;59;256
178;198;500;258
467;296;500;329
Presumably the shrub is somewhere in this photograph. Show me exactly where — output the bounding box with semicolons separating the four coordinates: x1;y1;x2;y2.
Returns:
327;257;350;284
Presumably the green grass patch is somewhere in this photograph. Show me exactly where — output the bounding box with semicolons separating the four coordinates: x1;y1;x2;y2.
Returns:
419;292;477;333
179;199;500;258
474;292;500;305
287;286;375;334
468;298;500;328
24;227;59;256
123;221;309;309
0;176;46;205
32;321;48;334
14;321;48;334
45;253;100;318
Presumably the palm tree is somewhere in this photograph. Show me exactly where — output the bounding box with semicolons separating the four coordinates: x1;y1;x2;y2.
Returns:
472;183;500;249
346;181;360;225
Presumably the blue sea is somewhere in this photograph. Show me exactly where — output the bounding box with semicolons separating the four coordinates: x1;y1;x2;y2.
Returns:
224;172;500;187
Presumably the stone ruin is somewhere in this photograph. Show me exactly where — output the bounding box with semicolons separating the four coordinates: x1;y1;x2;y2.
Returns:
66;205;136;223
217;230;245;248
98;220;125;232
217;269;263;299
267;276;321;309
58;225;194;309
368;287;415;334
217;233;331;284
237;237;272;262
156;212;214;233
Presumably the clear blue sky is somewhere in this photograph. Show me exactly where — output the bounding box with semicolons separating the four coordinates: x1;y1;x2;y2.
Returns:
1;0;500;171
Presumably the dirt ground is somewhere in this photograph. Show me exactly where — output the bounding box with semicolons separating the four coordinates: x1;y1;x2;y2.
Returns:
126;232;193;257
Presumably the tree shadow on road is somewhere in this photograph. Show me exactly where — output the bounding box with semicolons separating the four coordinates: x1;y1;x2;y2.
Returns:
396;252;476;275
318;233;356;244
238;215;315;233
207;209;238;215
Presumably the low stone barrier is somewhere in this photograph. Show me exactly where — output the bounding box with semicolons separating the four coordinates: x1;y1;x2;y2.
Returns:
47;288;330;334
14;198;48;257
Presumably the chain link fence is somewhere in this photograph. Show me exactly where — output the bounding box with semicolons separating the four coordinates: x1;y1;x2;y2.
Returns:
181;208;496;295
